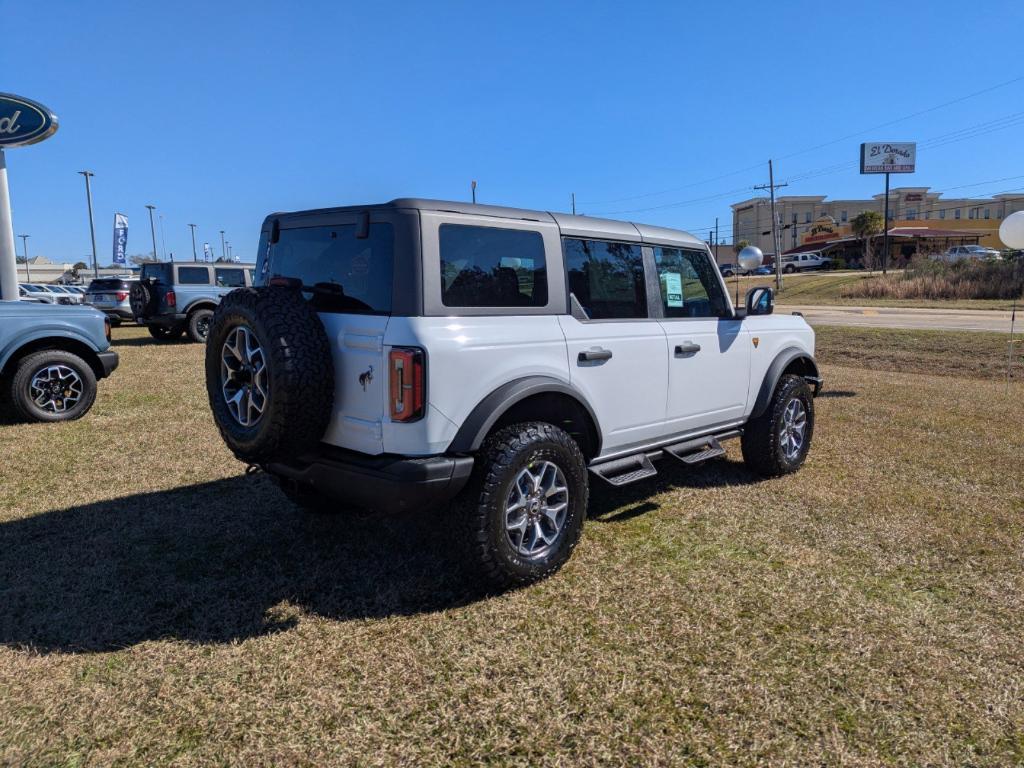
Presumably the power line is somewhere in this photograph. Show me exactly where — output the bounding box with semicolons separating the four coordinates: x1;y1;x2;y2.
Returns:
578;74;1024;207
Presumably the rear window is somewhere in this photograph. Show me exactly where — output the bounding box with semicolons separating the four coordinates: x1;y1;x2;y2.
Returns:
271;223;394;314
177;266;211;285
88;279;128;291
141;263;172;282
439;224;547;308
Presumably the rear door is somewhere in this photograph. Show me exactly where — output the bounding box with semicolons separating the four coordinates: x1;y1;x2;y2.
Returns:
266;213;395;454
559;237;668;454
174;265;213;312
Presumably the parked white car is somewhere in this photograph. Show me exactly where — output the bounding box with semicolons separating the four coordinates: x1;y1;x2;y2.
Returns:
779;252;832;273
937;245;1002;263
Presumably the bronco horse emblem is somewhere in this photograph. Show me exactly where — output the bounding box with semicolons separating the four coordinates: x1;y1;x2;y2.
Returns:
358;366;374;391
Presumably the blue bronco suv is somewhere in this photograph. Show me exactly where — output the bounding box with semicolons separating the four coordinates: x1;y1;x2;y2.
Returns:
0;300;119;422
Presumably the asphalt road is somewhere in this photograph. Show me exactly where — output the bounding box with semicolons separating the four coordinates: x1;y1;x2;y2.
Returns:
779;304;1018;333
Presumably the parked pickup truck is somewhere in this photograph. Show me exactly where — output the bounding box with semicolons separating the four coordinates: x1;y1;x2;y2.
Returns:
0;301;119;422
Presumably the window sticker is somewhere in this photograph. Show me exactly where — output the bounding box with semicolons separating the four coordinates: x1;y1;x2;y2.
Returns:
662;272;684;307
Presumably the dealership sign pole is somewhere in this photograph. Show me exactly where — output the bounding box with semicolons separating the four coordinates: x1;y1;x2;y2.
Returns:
0;94;59;301
860;142;915;275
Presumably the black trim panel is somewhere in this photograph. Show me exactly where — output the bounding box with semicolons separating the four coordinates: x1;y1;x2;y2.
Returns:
447;376;602;454
750;347;820;419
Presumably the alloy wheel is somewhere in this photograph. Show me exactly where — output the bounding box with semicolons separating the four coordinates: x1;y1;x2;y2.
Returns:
221;325;269;427
504;460;570;557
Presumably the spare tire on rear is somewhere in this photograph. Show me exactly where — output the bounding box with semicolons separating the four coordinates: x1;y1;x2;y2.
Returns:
205;286;334;464
129;282;152;318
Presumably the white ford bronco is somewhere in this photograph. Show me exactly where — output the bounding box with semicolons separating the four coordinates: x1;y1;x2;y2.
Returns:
205;199;821;587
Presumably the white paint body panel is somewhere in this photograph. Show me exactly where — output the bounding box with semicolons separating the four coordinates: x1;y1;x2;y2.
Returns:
380;315;570;456
659;317;751;434
558;316;668;452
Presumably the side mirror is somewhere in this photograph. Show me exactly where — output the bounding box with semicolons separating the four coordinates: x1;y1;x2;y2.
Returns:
745;286;774;316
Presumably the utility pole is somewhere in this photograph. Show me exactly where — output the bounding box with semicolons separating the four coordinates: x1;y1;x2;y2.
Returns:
571;193;576;215
220;230;226;261
159;213;169;261
714;217;719;264
471;180;477;204
18;234;30;281
754;160;788;290
188;223;197;261
78;171;99;279
145;205;158;261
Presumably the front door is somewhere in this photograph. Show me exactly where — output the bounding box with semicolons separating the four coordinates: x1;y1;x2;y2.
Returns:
559;238;667;454
652;245;750;435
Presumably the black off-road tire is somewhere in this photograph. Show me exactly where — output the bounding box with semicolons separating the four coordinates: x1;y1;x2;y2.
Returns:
741;373;814;477
129;282;153;318
9;350;98;423
187;308;215;343
458;422;589;590
148;324;184;340
205;286;334;465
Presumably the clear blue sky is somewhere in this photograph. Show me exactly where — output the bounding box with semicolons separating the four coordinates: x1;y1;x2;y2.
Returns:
4;0;1024;264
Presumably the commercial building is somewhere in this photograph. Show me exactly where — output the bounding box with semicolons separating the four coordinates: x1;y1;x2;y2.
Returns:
730;187;1024;262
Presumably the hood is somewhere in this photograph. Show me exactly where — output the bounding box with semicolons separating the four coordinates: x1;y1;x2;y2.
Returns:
0;300;107;322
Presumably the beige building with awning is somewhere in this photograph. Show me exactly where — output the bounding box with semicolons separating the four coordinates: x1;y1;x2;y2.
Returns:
731;187;1024;256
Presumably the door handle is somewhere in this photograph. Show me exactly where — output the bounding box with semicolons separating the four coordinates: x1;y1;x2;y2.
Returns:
675;342;701;355
578;348;613;363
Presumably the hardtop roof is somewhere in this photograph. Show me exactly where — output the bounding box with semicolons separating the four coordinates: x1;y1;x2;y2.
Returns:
265;198;705;248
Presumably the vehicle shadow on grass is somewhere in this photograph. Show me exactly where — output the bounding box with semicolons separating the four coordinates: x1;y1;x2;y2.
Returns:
108;336;195;348
589;456;763;522
0;473;488;654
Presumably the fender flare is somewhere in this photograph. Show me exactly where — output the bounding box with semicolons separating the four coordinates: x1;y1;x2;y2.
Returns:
0;329;101;376
183;299;218;316
448;376;602;454
750;347;821;419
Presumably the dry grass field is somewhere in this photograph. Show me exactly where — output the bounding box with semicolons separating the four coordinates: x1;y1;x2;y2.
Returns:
731;271;1017;311
1;325;1022;766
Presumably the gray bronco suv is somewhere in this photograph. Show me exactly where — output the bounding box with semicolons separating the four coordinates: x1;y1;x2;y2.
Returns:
130;261;256;343
204;199;821;588
0;300;119;421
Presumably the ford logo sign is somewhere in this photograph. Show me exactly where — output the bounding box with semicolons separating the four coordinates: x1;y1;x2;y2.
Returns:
0;93;59;148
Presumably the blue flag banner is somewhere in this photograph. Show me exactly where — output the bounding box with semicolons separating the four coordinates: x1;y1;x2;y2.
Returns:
113;213;128;266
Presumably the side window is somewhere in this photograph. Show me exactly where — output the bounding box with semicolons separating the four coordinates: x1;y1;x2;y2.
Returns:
215;268;245;287
653;247;728;319
439;224;547;308
564;238;646;320
177;266;210;285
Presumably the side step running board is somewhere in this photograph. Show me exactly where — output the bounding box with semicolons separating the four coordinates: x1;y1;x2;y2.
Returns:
664;436;726;465
588;429;741;487
589;453;658;487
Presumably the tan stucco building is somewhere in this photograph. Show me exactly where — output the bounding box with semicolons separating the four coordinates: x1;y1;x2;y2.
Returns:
730;187;1024;256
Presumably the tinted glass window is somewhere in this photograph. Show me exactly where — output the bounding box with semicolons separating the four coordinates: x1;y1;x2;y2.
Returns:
564;238;646;319
177;266;210;285
271;223;393;314
654;247;728;318
88;279;128;291
439;224;547;307
215;268;245;287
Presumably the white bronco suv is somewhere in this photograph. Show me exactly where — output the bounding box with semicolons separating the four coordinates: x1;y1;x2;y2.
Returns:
205;199;821;587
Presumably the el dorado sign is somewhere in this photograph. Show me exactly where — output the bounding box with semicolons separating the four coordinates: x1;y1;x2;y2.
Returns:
0;93;59;148
860;142;915;174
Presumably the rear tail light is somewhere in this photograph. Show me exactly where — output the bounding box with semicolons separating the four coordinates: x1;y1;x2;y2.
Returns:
389;347;425;422
165;290;176;308
115;291;128;301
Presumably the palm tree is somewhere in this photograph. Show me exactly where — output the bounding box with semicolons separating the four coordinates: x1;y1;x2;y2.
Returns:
851;211;884;269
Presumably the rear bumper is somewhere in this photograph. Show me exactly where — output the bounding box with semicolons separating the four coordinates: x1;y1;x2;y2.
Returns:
265;447;475;515
98;308;134;321
137;313;187;328
97;350;119;378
